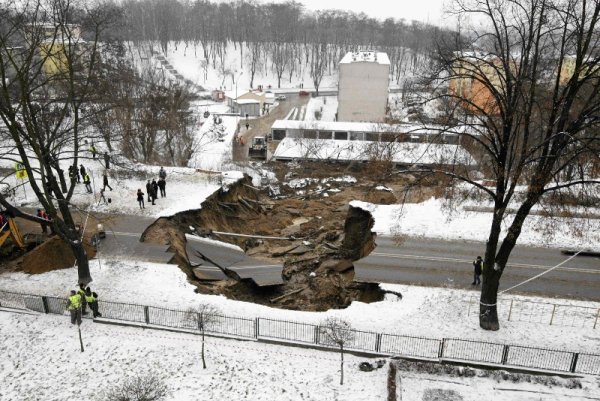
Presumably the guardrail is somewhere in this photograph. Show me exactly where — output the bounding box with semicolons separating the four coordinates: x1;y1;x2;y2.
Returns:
1;289;598;376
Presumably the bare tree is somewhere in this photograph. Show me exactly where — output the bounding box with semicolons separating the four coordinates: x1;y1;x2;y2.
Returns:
319;317;355;385
414;0;600;330
0;0;120;285
185;304;221;369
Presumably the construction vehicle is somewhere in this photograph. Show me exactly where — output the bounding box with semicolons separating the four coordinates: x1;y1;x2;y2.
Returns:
248;136;267;160
0;216;25;250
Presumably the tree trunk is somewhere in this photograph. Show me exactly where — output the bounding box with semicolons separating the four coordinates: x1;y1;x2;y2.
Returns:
201;330;206;369
71;239;92;285
479;271;500;331
340;345;344;385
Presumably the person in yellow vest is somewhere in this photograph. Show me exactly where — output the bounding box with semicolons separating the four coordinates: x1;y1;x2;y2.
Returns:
77;283;88;314
66;290;82;325
84;287;102;318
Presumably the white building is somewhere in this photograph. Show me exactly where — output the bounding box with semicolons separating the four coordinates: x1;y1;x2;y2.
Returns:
337;51;390;122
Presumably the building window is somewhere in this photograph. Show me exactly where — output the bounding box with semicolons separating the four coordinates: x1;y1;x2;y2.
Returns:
365;132;379;142
318;131;332;139
272;129;286;140
304;130;317;139
381;132;397;142
350;132;364;141
334;131;348;140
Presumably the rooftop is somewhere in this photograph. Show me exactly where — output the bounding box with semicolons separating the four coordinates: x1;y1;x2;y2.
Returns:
340;51;390;65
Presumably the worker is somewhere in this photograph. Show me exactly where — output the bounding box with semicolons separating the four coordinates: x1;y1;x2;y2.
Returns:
84;287;102;318
77;283;88;315
83;173;92;193
66;290;82;325
36;209;48;234
90;143;97;159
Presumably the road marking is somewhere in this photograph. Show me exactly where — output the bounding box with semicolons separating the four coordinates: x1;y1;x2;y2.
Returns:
370;252;600;274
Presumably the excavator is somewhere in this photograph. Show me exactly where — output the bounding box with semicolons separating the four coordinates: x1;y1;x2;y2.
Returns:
0;215;25;251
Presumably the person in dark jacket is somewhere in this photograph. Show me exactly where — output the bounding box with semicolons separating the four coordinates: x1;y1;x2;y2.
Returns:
159;166;167;180
472;256;483;285
145;180;152;202
158;177;166;197
137;189;145;209
68;165;76;183
151;179;158;205
103;152;110;169
102;172;113;191
79;165;86;182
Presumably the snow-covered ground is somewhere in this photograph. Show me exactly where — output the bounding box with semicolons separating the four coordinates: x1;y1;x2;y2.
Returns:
164;41;339;93
304;96;338;122
351;198;600;250
3;311;596;401
1;258;599;354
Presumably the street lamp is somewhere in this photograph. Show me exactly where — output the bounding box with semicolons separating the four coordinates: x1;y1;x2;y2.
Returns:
235;71;244;99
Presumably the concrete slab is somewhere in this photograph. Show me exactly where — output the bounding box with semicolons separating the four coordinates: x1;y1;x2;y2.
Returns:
185;234;283;287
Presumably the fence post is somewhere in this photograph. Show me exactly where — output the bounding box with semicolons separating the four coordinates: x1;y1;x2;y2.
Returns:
144;306;150;324
570;353;579;373
501;345;510;365
550;304;557;325
507;299;514;321
41;296;49;314
314;325;320;345
255;318;260;339
438;339;445;359
594;308;600;330
375;333;382;353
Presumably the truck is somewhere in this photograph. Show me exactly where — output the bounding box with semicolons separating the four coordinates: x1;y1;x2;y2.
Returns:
248;136;267;159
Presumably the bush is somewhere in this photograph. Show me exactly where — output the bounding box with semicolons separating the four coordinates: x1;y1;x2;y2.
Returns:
101;371;169;401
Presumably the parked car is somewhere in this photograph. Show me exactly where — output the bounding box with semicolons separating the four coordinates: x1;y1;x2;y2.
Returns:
299;90;310;97
276;95;286;101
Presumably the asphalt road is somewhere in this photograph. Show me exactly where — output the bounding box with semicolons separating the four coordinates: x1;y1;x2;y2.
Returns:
354;236;600;301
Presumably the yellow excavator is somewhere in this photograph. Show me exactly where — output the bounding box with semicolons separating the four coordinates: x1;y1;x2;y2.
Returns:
0;217;25;250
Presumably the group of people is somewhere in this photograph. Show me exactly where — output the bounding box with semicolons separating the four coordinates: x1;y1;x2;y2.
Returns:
68;163;113;200
136;167;167;209
65;283;102;325
89;143;111;170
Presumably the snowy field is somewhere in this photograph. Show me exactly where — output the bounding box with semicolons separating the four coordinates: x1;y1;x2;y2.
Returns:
1;310;598;401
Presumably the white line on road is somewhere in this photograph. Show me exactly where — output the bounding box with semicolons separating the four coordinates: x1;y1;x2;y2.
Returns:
371;252;600;274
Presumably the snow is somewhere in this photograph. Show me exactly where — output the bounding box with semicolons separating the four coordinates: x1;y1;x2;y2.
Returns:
273;138;475;166
0;312;387;401
340;51;391;65
1;258;599;355
350;197;600;249
304;96;338;122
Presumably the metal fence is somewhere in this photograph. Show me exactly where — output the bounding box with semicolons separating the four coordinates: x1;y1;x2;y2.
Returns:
468;296;600;329
1;289;599;376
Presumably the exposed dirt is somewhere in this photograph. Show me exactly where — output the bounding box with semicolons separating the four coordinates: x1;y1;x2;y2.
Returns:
22;235;97;274
139;161;445;311
4;160;447;312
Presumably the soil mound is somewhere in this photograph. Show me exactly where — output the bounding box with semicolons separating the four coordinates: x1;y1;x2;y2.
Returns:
22;236;96;274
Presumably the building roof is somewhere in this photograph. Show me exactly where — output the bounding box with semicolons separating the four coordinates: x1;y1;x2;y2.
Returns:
236;99;260;105
272;137;475;166
340;51;390;65
271;119;468;135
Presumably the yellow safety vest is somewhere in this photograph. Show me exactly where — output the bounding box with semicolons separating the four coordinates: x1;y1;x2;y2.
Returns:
68;294;81;310
85;293;96;303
